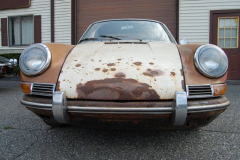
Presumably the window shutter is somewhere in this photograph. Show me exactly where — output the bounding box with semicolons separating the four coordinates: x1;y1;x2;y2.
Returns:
34;15;41;43
1;18;8;46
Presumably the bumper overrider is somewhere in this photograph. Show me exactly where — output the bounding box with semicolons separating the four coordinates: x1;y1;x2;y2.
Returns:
21;91;230;127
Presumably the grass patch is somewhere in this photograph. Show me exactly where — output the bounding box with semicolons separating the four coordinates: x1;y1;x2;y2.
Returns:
2;126;14;130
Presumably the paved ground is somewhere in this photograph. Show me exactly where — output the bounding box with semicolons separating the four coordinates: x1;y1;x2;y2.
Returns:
0;78;239;160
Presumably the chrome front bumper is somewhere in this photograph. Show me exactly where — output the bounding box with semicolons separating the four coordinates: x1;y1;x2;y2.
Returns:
21;91;230;126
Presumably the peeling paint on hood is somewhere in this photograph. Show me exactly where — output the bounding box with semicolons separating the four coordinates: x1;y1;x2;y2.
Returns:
57;41;184;100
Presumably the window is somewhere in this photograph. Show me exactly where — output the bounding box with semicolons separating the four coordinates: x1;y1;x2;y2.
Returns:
8;15;34;46
218;17;239;48
81;20;174;43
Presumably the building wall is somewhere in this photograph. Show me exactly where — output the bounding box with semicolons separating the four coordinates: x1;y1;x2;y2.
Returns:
54;0;71;44
76;0;178;42
179;0;240;44
0;0;51;53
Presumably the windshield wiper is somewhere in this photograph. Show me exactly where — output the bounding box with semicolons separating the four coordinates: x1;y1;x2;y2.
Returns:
79;38;98;43
114;36;142;41
100;35;121;40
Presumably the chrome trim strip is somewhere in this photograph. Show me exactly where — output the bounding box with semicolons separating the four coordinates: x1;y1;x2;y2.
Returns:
187;101;230;113
20;99;52;110
68;106;172;114
21;100;230;114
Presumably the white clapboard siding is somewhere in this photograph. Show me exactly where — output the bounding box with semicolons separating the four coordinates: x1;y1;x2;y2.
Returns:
0;0;51;49
179;0;240;43
54;0;71;44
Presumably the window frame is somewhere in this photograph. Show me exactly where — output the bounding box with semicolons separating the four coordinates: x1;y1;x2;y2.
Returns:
78;19;177;44
8;14;34;46
217;16;239;49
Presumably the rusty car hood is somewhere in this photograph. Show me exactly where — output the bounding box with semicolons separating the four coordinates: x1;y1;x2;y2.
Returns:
57;41;184;100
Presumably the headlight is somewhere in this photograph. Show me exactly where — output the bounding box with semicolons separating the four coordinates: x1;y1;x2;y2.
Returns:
194;44;228;78
20;44;51;76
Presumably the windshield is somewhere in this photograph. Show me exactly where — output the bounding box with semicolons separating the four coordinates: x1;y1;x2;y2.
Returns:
80;20;174;43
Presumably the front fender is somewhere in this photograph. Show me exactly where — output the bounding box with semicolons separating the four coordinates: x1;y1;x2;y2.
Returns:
177;44;227;85
20;43;75;84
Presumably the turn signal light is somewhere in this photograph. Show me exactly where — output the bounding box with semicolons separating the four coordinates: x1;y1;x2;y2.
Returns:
20;82;32;94
212;84;227;96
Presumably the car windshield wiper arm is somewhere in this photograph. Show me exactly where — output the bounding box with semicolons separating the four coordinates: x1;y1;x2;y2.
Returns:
79;38;98;43
114;36;142;41
100;35;121;40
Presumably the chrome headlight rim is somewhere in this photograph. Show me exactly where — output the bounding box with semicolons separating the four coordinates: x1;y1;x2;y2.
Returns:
20;43;51;76
194;44;228;78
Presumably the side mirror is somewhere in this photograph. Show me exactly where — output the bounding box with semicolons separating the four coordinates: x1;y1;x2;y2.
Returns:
180;39;188;45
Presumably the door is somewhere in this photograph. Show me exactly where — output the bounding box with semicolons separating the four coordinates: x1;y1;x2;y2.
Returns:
211;10;240;80
76;0;178;41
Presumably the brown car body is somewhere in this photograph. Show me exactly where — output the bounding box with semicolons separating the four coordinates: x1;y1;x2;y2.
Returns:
20;19;230;129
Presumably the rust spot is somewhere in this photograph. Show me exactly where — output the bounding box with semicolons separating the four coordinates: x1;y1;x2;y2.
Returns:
180;69;184;76
95;68;100;71
149;62;154;65
77;83;82;87
143;69;164;77
182;80;186;91
75;64;81;67
111;68;116;71
115;72;126;78
151;71;158;75
107;63;115;66
143;72;154;77
133;62;142;66
56;81;60;91
103;69;108;72
117;59;121;61
170;72;176;76
76;78;160;100
63;79;66;81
